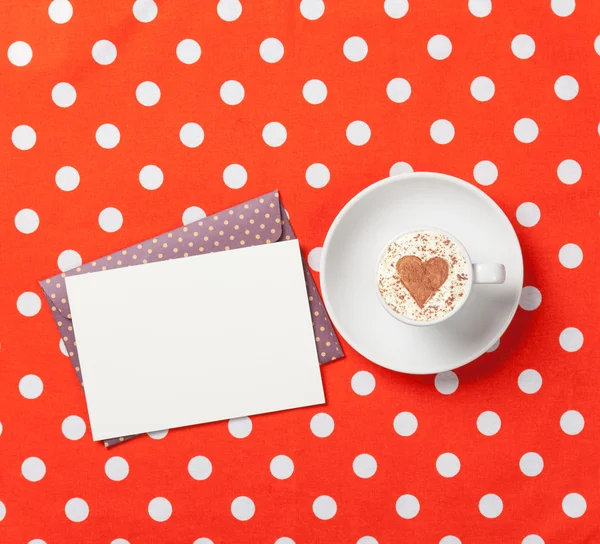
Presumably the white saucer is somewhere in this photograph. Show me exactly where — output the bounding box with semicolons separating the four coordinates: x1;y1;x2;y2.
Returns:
320;172;523;375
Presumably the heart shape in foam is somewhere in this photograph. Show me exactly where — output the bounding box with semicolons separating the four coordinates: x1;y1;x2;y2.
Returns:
396;256;450;308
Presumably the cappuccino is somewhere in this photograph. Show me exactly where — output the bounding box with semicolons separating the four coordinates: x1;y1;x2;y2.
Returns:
377;230;470;323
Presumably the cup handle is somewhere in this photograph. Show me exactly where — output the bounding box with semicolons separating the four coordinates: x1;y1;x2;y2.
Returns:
472;263;505;284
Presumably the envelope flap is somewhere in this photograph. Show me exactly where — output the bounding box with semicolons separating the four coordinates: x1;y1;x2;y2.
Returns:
39;191;283;320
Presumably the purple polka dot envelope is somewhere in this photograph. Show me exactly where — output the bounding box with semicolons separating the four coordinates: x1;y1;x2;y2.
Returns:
39;191;343;446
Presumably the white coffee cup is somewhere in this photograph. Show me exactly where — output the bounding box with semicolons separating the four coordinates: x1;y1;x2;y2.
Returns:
376;227;505;327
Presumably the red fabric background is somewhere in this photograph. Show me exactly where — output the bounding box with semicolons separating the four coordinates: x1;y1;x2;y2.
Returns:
0;1;598;542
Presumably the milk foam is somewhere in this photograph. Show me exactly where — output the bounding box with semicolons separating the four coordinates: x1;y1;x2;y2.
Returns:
377;231;469;322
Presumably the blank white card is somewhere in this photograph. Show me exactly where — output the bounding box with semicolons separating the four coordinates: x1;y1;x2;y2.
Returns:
66;239;325;441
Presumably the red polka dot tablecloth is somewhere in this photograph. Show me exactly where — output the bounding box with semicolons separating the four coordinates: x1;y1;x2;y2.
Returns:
0;1;598;543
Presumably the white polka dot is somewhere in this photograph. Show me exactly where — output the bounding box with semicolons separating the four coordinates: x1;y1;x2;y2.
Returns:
182;206;206;225
0;421;2;436
436;453;460;478
22;457;46;482
220;80;245;106
17;293;42;318
59;338;69;356
514;118;539;143
300;0;324;19
479;494;503;518
14;209;39;234
65;498;89;522
177;39;201;64
430;119;455;144
48;0;73;23
518;369;542;394
188;456;212;480
92;40;117;65
148;497;172;522
260;38;284;63
434;371;458;394
275;539;295;544
0;501;4;522
559;327;584;352
351;371;376;396
477;411;501;436
519;286;542;311
486;339;500;353
384;0;409;18
98;207;123;232
357;538;379;544
58;253;82;278
12;125;36;150
305;163;330;188
8;41;33;66
390;162;413;176
62;415;86;440
193;540;214;544
52;82;76;108
270;455;294;480
56;166;80;191
557;159;581;184
396;495;420;519
231;496;255;521
554;75;579;100
262;122;287;147
393;412;418;436
516;202;541;227
96;124;120;149
558;243;583;269
519;452;543;477
179;123;205;148
310;412;334;437
562;493;586;518
308;247;322;272
223;164;247;189
560;410;584;435
595;35;600;56
111;540;130;544
473;160;498;185
139;165;163;190
427;35;452;60
58;249;82;272
552;0;575;17
346;120;371;145
522;536;544;544
105;456;129;481
353;454;377;478
133;0;157;22
303;79;327;104
470;76;495;101
313;496;337;520
469;0;491;16
136;81;161;106
228;416;252;438
147;429;168;439
511;34;535;59
217;0;242;21
386;78;411;103
440;538;462;544
343;36;368;62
